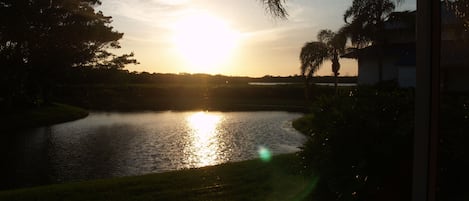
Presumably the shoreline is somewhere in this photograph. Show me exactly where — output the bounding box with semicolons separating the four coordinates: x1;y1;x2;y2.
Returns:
0;103;312;200
3;101;308;131
1;103;89;131
81;104;309;113
0;153;313;201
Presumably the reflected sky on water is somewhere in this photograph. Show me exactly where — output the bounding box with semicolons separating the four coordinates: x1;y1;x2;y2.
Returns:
0;111;306;189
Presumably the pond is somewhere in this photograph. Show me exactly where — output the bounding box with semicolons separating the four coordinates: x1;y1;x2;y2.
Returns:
0;111;305;190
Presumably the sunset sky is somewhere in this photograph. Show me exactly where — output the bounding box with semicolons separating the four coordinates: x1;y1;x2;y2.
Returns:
98;0;416;77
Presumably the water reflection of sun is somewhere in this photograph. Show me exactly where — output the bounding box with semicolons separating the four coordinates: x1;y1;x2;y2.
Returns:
186;112;223;166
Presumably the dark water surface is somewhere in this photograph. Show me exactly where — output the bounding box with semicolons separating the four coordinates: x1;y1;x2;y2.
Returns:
0;111;305;190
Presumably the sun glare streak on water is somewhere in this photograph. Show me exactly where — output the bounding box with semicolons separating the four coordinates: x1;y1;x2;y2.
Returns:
186;112;223;167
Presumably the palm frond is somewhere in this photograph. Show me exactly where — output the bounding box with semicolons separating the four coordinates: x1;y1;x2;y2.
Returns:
299;42;328;77
259;0;289;19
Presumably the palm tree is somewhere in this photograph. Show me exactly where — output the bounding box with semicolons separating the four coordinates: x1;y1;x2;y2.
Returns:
300;29;346;98
317;29;347;91
343;0;402;82
300;42;328;99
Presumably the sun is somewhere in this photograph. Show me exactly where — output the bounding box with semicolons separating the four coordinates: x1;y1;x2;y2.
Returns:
172;13;240;73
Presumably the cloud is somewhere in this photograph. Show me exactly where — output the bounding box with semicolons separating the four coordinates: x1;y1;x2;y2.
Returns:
242;21;315;44
99;0;193;29
98;0;201;46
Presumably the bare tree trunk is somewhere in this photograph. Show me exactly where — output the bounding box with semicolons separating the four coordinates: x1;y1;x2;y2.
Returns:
377;19;385;83
334;74;338;95
304;76;311;100
378;45;384;83
332;51;340;95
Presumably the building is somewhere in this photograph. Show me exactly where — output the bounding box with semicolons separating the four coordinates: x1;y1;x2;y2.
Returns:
342;11;416;87
344;6;469;91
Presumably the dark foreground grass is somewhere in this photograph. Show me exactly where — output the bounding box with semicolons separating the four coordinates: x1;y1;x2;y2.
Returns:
1;103;88;130
0;154;316;201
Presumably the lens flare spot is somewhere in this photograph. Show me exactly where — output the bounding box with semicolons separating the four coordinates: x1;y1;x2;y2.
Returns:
258;146;272;162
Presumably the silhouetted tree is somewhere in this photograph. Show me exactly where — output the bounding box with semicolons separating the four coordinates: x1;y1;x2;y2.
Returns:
92;52;139;70
343;0;402;82
0;0;136;107
299;29;346;98
317;29;347;93
300;42;329;99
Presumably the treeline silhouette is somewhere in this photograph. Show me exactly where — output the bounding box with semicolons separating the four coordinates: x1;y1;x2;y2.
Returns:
49;68;356;111
62;68;356;85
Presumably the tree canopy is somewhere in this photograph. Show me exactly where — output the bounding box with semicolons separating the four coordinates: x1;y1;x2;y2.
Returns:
343;0;402;47
300;29;347;97
0;0;136;107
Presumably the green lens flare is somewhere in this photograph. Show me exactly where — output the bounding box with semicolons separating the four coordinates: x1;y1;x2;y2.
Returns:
258;146;272;162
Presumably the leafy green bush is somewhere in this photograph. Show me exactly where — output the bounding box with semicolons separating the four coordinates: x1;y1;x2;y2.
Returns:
299;88;414;201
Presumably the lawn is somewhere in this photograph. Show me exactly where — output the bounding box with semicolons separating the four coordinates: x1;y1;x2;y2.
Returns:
0;154;316;201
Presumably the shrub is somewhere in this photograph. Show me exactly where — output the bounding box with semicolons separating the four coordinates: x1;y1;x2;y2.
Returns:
300;88;414;201
439;94;469;200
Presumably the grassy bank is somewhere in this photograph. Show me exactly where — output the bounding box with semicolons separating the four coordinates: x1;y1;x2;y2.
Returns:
292;114;314;136
1;103;88;130
0;154;315;201
54;84;317;112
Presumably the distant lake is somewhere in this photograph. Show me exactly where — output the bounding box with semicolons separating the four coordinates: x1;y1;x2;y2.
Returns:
315;83;358;87
0;111;305;190
248;82;357;86
248;82;300;85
